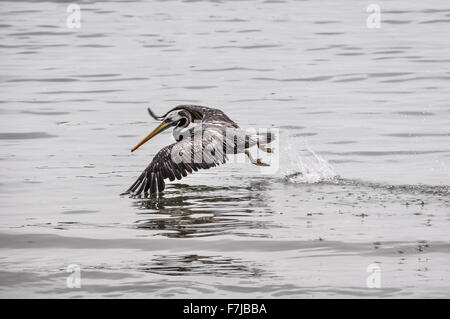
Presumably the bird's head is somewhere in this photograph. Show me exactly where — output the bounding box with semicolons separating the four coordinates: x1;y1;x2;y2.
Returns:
131;108;192;152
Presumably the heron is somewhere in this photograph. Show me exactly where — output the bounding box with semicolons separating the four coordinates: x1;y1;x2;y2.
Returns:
122;105;274;197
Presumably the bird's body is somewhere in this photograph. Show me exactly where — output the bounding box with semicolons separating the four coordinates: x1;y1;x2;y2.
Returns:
123;105;274;197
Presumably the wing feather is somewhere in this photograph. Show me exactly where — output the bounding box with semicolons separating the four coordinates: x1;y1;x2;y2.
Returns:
122;129;227;197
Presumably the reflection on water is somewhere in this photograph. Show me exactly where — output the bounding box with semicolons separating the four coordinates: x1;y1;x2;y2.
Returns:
130;175;450;240
133;183;279;238
139;254;265;277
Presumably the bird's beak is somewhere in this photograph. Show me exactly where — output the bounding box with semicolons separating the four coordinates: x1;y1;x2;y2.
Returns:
131;121;169;152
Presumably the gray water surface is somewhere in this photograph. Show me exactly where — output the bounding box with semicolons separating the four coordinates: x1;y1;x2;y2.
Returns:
0;0;449;298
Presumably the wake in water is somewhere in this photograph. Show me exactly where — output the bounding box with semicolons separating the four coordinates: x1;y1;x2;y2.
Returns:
277;134;449;198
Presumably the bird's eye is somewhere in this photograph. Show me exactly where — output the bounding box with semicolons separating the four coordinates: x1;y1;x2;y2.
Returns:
178;118;187;126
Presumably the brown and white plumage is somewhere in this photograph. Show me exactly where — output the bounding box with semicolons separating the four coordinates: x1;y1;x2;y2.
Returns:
123;105;273;197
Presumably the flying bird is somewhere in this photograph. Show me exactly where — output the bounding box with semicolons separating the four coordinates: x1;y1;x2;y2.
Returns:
123;105;274;197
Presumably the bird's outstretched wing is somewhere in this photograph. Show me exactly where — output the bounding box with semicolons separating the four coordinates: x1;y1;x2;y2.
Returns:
122;129;227;197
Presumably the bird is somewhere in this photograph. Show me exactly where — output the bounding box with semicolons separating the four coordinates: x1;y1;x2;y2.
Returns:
122;104;274;197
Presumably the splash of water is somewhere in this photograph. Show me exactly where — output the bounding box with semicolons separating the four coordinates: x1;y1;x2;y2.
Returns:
282;135;336;184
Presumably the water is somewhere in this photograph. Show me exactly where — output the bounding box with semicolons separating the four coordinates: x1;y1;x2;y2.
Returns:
0;0;449;298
